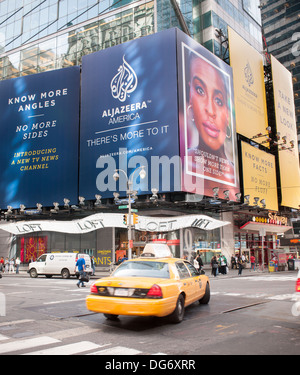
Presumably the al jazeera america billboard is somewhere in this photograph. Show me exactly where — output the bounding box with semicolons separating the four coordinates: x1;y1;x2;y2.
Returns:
80;28;180;199
241;142;278;212
177;30;240;200
80;28;240;200
0;66;80;208
228;28;269;142
271;55;300;209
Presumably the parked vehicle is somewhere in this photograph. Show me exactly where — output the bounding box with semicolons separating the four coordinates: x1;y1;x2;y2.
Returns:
28;253;92;279
292;269;300;317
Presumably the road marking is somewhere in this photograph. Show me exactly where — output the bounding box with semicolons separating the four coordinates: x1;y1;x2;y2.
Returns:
0;336;60;354
266;294;295;301
89;346;143;355
49;326;100;340
43;298;86;305
0;334;9;341
0;319;35;327
25;341;101;355
212;291;295;302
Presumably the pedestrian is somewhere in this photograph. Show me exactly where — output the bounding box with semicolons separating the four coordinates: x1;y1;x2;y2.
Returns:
9;258;15;273
231;255;236;269
211;256;218;277
91;256;96;276
250;254;256;271
193;257;199;271
4;258;9;273
237;256;243;276
15;257;20;274
0;257;4;273
220;255;227;274
75;255;86;288
196;254;203;271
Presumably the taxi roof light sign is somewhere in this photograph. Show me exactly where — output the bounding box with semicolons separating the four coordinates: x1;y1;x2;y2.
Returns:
141;243;173;258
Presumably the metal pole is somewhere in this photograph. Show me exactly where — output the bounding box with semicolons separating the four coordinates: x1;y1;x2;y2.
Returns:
128;181;132;260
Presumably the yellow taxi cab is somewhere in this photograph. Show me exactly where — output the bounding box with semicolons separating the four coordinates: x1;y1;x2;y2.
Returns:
86;244;210;323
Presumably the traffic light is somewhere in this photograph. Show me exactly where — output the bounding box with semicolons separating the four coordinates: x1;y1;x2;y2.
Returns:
133;213;139;225
123;214;127;225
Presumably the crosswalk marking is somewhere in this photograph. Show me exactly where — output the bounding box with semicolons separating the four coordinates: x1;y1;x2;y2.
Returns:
0;319;35;327
0;334;9;341
43;298;86;305
0;336;60;354
211;291;295;301
267;294;295;301
25;341;101;355
89;346;143;355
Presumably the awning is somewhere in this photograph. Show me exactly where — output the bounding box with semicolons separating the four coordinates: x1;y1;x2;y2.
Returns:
0;213;230;235
240;221;292;234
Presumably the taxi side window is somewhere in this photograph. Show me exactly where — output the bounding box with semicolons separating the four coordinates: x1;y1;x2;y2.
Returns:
175;262;190;279
184;261;198;277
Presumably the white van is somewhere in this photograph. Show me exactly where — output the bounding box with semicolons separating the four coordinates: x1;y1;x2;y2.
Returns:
28;253;92;279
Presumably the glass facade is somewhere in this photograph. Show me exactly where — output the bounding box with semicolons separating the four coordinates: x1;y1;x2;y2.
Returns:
261;0;300;140
199;0;263;56
0;0;155;80
0;0;264;81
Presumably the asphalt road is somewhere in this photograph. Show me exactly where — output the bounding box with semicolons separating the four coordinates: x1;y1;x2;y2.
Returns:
0;270;299;357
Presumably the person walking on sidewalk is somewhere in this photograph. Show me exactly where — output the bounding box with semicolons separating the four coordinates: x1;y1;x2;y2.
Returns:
75;255;86;288
237;256;244;276
250;255;256;271
211;256;218;277
15;257;20;274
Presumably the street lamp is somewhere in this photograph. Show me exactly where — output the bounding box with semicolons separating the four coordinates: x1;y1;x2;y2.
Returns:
113;166;146;259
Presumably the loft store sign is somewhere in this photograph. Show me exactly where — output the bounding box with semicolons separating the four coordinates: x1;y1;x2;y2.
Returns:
0;213;230;235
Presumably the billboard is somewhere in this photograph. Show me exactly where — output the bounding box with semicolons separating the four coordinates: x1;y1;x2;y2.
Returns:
271;55;300;209
241;142;278;211
80;29;180;199
177;30;240;199
0;66;80;208
228;28;269;141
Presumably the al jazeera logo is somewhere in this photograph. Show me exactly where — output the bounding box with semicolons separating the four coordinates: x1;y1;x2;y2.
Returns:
242;61;257;98
244;62;254;87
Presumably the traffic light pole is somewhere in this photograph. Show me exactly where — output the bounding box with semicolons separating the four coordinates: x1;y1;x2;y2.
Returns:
113;166;146;259
128;188;133;260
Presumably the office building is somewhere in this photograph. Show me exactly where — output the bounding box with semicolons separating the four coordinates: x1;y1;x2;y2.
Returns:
261;0;300;148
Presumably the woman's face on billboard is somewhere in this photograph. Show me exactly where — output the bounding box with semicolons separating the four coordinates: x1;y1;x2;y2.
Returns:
189;57;229;151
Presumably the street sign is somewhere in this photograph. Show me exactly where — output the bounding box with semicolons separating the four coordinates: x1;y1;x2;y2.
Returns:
118;205;129;209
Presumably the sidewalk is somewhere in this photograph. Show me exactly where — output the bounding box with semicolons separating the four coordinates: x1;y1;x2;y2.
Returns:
1;266;297;279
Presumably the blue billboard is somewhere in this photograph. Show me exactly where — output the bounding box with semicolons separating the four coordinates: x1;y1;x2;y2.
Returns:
0;66;80;208
80;28;180;199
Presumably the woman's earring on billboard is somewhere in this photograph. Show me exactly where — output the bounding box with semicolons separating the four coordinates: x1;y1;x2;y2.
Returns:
188;105;194;122
226;125;231;139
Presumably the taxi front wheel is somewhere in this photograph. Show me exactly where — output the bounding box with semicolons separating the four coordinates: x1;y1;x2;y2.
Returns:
199;283;210;304
168;294;185;324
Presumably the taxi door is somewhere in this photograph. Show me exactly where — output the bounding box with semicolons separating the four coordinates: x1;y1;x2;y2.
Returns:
175;261;196;305
184;261;203;301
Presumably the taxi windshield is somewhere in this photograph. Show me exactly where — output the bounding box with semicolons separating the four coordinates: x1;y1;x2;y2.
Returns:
112;261;170;278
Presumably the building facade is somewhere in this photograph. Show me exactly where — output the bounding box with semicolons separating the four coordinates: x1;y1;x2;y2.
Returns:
0;0;263;81
1;0;297;269
261;0;300;150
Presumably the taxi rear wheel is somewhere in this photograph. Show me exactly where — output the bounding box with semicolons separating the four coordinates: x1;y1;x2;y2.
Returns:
104;313;119;321
168;294;185;324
